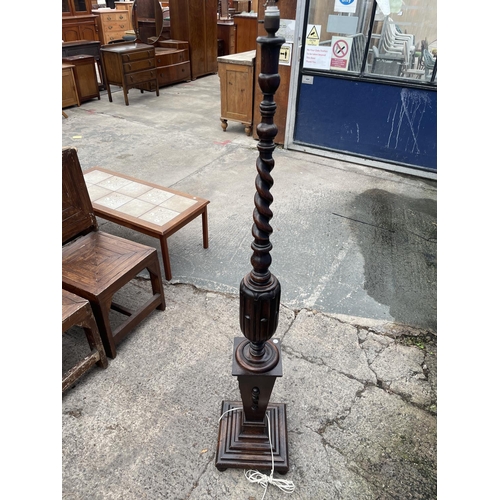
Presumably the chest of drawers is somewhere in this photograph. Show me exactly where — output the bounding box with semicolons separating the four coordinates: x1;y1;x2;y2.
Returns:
93;9;130;45
100;42;159;105
155;47;191;87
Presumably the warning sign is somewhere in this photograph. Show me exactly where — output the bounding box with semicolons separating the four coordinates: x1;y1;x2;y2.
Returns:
330;36;352;71
279;43;292;66
306;24;321;46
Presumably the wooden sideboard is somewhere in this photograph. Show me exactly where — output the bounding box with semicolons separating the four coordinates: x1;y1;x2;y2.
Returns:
217;50;255;136
93;8;131;45
100;42;158;105
62;0;99;42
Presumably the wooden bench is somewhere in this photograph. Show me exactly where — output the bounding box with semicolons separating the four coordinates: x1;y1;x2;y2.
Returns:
62;289;108;392
83;167;210;281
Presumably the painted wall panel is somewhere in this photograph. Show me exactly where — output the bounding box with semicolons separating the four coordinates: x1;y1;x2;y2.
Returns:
294;76;437;171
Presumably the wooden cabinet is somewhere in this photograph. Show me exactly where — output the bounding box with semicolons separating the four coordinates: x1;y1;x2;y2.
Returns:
155;40;192;87
62;0;99;42
62;40;105;90
169;0;218;79
252;0;296;145
217;50;255;136
62;55;100;103
93;9;131;45
62;63;80;109
100;42;159;105
217;21;236;56
233;13;258;54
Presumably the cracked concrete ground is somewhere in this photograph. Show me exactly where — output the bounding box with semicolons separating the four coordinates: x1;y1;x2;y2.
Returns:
62;73;437;498
63;283;436;499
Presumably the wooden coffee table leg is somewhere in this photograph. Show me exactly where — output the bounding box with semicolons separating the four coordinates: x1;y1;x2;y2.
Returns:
160;236;173;281
202;208;209;249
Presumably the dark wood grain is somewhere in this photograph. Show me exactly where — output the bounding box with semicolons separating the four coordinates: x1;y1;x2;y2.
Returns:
62;147;166;359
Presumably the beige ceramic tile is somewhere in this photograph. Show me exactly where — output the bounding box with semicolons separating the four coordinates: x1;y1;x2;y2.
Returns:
117;182;154;198
84;170;113;185
115;199;155;218
96;175;133;191
87;184;113;202
94;192;134;210
160;195;197;212
139;206;179;226
138;188;175;206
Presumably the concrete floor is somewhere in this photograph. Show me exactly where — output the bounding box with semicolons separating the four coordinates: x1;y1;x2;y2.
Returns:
62;74;437;332
61;73;437;499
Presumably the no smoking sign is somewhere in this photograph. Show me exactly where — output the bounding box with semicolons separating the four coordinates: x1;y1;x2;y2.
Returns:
330;36;352;71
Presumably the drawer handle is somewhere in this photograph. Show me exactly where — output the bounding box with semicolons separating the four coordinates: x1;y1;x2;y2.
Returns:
106;15;111;20
119;14;124;19
120;24;125;28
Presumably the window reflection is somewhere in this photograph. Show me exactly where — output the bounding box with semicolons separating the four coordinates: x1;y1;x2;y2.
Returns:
303;0;437;84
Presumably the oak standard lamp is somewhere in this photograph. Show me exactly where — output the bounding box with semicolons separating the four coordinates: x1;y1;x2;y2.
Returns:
216;0;288;473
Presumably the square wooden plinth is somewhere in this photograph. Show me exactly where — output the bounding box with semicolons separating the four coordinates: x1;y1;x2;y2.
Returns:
215;400;289;473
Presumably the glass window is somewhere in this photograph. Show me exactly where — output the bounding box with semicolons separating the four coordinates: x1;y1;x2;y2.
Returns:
302;0;437;85
74;0;89;13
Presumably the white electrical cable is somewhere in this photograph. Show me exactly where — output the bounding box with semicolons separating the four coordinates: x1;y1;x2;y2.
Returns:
218;407;295;499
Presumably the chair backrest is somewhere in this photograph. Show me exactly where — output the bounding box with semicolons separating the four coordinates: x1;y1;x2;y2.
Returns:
423;48;436;80
348;33;366;72
62;146;98;245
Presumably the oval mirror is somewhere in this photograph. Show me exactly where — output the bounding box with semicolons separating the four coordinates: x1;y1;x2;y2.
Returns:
132;0;163;44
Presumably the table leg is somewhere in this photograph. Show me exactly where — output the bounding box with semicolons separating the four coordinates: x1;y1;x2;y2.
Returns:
202;208;209;249
160;236;173;281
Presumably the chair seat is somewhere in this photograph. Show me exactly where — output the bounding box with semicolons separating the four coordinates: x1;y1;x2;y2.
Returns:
62;231;165;359
63;231;158;297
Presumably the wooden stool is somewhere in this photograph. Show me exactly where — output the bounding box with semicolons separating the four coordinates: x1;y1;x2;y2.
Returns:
62;289;108;392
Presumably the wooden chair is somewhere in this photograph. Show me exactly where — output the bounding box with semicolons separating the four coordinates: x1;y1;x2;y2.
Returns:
62;289;108;392
62;146;166;359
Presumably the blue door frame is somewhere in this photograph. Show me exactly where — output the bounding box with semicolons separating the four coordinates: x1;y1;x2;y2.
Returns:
293;75;437;172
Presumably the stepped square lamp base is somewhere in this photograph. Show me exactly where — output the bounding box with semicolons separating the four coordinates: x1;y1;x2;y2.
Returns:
215;400;289;473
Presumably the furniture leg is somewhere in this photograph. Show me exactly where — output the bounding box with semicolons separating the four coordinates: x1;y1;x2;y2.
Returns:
147;256;167;310
160;236;173;281
123;87;129;106
90;297;117;359
82;323;108;369
202;208;209;248
63;111;68;118
107;85;113;102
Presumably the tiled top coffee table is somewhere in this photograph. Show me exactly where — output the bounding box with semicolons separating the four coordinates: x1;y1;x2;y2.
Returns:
83;167;209;281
